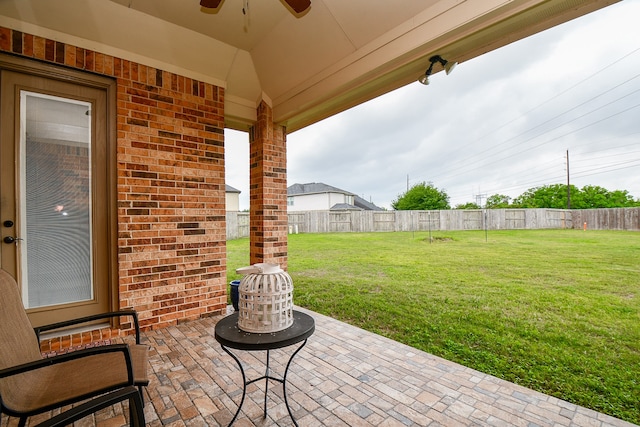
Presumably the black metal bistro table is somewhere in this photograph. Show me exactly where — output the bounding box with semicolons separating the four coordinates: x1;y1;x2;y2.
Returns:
214;310;315;426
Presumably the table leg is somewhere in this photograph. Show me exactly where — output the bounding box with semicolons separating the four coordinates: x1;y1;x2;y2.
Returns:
262;349;270;418
281;339;308;426
221;339;308;427
220;345;247;427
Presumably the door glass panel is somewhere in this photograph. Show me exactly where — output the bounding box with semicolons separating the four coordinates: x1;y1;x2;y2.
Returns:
19;91;93;308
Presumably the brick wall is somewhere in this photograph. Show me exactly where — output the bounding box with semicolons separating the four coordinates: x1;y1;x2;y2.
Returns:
0;28;228;334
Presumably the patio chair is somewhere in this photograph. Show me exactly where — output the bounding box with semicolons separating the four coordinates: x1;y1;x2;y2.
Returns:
0;268;148;427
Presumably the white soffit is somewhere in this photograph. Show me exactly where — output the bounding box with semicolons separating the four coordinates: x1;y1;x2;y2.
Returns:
0;0;619;132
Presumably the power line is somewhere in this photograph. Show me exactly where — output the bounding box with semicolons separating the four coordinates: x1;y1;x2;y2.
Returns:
571;159;640;178
430;74;640;179
571;130;640;153
446;156;640;202
470;47;640;143
409;47;640;193
410;47;640;183
426;101;640;187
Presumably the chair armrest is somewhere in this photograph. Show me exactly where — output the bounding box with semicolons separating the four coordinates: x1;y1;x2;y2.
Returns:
0;344;135;385
34;310;142;344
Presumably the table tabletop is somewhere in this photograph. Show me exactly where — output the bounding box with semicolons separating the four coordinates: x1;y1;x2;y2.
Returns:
214;310;315;351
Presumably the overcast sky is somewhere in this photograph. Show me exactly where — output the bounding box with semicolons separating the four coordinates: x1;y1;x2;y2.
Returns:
225;1;640;210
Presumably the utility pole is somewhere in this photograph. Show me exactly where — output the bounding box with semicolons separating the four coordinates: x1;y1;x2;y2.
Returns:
566;150;571;209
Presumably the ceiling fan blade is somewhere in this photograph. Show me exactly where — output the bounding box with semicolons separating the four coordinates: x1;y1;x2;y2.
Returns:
200;0;222;8
284;0;311;13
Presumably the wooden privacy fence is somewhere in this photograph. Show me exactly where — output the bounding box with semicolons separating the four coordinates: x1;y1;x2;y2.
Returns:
572;208;640;231
287;209;573;233
226;208;640;240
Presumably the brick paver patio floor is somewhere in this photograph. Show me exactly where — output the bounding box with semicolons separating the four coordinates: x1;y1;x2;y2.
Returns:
3;307;636;426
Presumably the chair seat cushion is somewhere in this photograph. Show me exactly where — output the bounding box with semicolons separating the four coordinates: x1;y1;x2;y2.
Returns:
1;345;148;415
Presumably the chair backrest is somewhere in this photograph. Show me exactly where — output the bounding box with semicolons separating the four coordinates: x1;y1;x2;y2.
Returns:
0;269;43;370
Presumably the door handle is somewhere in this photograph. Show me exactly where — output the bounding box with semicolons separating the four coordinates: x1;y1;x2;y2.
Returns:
3;236;23;244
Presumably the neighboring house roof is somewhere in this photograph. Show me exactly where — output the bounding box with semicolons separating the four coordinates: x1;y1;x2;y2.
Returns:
287;182;353;196
354;195;384;211
330;203;363;211
225;184;241;193
288;182;383;211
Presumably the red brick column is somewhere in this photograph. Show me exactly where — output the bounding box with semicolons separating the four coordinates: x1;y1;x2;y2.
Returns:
249;101;288;269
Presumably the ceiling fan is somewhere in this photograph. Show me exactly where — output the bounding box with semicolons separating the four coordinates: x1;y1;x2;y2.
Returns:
200;0;311;14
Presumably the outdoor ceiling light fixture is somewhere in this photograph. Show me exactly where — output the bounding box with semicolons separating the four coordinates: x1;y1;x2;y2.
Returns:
418;55;457;85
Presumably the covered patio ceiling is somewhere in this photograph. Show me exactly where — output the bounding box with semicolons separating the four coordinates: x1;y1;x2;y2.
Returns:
0;0;618;133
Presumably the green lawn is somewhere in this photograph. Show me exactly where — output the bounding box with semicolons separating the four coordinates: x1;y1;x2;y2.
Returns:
226;229;640;424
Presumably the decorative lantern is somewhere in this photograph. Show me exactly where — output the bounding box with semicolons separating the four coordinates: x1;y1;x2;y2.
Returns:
236;263;294;333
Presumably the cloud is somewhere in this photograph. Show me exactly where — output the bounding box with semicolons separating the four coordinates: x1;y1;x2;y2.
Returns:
227;1;640;210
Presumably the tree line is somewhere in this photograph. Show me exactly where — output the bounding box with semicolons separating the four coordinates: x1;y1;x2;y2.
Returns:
392;182;640;210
